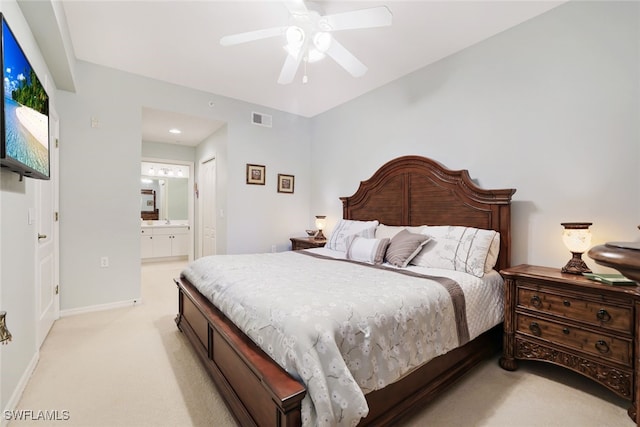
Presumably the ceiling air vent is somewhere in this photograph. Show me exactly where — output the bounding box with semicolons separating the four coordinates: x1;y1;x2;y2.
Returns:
251;112;272;128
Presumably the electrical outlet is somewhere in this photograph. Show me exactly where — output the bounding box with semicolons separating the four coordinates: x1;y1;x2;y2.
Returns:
100;256;109;268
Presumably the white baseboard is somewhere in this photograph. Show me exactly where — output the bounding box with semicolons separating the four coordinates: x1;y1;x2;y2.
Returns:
2;351;39;427
60;298;142;317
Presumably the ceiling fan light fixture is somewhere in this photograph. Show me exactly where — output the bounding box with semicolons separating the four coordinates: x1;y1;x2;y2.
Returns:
285;26;305;48
313;32;331;52
317;17;331;32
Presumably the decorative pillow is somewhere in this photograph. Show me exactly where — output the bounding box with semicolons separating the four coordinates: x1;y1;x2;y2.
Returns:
326;219;379;252
385;229;431;268
484;233;501;273
346;236;390;265
375;224;427;240
410;226;498;277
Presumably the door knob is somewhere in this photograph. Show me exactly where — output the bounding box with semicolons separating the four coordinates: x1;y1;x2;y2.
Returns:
38;233;47;240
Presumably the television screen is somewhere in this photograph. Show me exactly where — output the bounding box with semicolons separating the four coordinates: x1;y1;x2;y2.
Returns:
0;14;49;180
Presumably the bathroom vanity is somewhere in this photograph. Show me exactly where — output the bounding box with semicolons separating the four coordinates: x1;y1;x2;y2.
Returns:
141;222;189;260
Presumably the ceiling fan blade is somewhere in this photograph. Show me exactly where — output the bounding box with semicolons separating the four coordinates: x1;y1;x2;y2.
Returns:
220;26;286;46
283;0;308;16
325;38;367;77
323;6;392;31
277;51;304;84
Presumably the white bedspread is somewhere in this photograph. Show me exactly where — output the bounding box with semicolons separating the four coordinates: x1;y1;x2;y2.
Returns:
181;249;503;427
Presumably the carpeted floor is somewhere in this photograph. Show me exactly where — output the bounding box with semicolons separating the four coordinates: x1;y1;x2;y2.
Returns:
11;260;633;426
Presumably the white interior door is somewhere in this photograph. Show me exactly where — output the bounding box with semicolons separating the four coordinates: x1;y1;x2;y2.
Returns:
36;113;59;348
200;157;216;257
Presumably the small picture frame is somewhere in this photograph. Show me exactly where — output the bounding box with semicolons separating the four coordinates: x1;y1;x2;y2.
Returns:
246;164;265;185
277;174;294;194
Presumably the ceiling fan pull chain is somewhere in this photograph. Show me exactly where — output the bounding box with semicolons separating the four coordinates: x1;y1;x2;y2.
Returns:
302;59;309;84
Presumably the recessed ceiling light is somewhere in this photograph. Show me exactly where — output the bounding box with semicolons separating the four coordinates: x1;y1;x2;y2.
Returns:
169;128;182;134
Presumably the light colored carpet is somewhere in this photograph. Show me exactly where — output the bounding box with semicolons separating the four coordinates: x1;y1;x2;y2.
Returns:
11;260;633;426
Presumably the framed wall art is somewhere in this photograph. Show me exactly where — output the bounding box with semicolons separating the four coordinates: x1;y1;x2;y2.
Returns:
246;164;265;185
277;174;294;194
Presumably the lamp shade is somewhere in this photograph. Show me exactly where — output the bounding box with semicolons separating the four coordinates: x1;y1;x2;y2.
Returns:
561;223;592;253
560;222;593;274
315;215;326;230
314;215;327;240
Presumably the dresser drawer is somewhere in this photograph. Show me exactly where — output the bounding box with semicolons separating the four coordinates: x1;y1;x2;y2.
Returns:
517;286;632;334
516;314;632;367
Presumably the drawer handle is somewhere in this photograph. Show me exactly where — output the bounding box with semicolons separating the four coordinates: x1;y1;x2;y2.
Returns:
595;340;610;354
596;309;611;322
563;300;571;307
563;327;570;335
529;322;541;336
530;295;542;308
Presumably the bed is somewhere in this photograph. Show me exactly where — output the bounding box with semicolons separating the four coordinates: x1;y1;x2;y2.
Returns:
175;155;516;426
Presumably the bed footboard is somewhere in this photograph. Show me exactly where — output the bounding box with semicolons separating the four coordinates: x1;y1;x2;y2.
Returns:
175;277;307;427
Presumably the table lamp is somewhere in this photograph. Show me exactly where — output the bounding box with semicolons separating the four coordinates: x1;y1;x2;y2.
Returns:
315;215;326;240
561;222;592;274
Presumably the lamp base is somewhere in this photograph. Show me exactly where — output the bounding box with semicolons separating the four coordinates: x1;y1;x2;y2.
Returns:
562;252;592;275
314;229;326;240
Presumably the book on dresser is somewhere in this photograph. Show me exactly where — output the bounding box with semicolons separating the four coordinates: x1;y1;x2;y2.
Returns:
583;272;637;286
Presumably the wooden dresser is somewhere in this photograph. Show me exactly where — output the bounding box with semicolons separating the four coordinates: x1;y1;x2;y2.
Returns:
499;264;640;421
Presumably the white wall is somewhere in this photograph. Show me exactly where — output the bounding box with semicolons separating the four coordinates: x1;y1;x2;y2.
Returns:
141;140;195;163
56;61;312;312
0;0;58;416
310;1;639;272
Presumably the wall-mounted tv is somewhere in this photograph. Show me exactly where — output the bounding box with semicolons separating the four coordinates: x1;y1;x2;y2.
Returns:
0;13;49;180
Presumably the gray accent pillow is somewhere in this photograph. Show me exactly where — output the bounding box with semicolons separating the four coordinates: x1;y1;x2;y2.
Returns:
385;229;431;267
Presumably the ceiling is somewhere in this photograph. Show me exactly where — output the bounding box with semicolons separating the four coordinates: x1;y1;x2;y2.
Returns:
42;1;566;145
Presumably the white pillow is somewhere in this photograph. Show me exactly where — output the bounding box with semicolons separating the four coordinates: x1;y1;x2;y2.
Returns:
410;226;499;277
484;233;501;273
346;236;390;265
375;224;427;240
326;219;379;252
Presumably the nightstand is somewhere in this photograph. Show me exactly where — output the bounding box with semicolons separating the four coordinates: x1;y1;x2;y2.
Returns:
499;264;640;422
290;237;326;251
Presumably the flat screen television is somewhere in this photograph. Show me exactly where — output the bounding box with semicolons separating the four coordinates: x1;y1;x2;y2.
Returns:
0;13;49;180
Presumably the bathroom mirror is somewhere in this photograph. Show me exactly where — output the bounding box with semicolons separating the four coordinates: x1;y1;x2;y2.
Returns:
141;161;189;221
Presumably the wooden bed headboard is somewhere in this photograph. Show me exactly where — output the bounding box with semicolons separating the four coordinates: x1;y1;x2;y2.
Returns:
340;155;516;271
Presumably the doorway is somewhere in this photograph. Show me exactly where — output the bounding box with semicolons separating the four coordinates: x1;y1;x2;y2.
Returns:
199;157;216;257
140;159;194;262
36;112;59;347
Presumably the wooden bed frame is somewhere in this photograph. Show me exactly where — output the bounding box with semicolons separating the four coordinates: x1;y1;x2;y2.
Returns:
175;155;516;426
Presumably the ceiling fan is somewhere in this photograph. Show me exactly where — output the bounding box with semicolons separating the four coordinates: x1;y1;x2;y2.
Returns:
220;0;392;84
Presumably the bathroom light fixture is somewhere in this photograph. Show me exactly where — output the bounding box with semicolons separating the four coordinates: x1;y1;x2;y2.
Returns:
315;215;327;240
561;222;593;274
169;128;181;134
